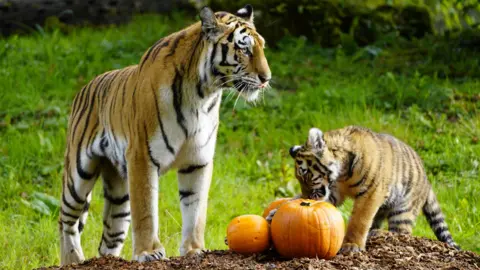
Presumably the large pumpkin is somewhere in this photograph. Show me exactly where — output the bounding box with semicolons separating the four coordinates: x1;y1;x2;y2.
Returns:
270;199;345;259
262;198;291;218
226;214;270;254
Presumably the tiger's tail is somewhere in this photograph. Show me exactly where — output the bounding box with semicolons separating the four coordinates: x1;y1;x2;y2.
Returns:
422;188;460;249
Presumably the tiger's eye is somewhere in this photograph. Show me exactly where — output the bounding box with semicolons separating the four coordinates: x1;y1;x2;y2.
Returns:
242;48;252;56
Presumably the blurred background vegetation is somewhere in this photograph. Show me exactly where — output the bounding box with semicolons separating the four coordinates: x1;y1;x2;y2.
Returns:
2;0;480;47
208;0;480;46
3;0;479;79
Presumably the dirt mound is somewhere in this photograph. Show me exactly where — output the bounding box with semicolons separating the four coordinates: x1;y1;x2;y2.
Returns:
39;231;479;270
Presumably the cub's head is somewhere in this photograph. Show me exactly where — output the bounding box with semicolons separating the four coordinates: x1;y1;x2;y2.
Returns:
289;128;356;200
199;5;271;101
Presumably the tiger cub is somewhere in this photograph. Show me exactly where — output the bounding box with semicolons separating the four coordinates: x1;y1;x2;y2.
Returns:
59;5;271;265
283;126;458;253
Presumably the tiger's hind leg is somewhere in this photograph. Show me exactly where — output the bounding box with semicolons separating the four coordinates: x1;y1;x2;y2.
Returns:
368;206;389;238
98;159;130;257
59;152;100;265
77;193;92;235
387;202;419;235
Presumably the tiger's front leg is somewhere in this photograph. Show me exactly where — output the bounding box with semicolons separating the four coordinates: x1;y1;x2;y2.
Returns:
340;190;384;254
177;162;213;256
126;147;166;262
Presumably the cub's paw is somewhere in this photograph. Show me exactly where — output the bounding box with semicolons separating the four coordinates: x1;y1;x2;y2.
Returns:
367;229;383;238
339;243;363;254
265;209;278;223
134;247;168;262
185;248;205;257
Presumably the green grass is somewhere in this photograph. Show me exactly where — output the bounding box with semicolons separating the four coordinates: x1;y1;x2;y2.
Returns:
1;14;479;270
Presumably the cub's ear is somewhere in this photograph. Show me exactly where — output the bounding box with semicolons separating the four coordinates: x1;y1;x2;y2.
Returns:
199;7;222;41
236;4;254;22
289;145;302;158
307;127;325;150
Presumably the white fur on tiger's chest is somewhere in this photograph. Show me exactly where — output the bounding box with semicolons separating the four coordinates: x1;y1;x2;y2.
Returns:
148;90;222;174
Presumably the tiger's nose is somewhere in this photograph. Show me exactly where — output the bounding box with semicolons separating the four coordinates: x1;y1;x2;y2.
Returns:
258;74;270;83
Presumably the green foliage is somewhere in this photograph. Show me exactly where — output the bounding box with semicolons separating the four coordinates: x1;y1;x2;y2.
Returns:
0;13;479;270
21;192;60;216
209;0;480;46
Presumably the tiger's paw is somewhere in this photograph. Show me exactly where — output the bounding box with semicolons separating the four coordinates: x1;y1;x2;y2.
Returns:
368;229;383;238
265;208;278;223
339;243;363;254
185;248;205;257
133;247;168;262
62;248;85;266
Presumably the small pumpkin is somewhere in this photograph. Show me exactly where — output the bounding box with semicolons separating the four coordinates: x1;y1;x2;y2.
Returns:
226;214;270;254
262;197;291;218
271;199;345;259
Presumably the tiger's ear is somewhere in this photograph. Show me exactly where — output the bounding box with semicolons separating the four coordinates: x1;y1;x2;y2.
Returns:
236;4;254;22
307;128;325;150
289;145;302;158
199;7;223;41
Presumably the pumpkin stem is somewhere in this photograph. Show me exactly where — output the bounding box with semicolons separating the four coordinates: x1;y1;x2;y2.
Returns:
300;201;311;206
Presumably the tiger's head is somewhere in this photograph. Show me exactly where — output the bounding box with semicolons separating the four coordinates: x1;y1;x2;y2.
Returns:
289;128;356;200
199;5;271;101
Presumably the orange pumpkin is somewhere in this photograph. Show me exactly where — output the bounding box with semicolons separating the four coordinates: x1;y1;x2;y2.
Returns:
271;199;345;259
226;214;270;254
262;198;291;218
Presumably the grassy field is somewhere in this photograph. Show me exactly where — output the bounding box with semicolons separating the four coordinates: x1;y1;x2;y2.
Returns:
0;13;479;270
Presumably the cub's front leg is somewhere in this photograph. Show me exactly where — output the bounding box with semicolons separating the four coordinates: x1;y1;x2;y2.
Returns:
340;190;384;253
177;162;213;256
127;147;166;262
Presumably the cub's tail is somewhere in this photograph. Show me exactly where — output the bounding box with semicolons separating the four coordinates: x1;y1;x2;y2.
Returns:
422;188;460;250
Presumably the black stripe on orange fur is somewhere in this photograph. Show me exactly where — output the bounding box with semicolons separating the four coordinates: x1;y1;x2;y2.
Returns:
167;31;186;57
151;85;175;155
144;124;161;171
172;71;188;137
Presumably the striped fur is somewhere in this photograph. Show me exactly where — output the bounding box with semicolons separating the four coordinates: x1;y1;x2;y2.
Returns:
288;126;459;253
59;5;271;265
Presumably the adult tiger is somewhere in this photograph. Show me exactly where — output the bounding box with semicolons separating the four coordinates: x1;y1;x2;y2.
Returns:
59;5;271;265
268;126;459;253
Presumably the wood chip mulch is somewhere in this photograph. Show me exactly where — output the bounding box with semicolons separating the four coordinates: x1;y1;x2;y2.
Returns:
38;231;480;270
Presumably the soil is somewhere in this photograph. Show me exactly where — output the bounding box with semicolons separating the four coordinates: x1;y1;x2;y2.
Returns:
39;231;479;270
